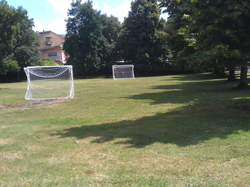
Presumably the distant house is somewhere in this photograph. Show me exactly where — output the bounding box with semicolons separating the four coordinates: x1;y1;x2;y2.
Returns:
38;31;66;65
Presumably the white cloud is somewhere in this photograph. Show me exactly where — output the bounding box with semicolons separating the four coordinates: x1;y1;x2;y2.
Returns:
33;0;74;34
97;1;132;23
102;2;111;14
33;19;44;32
45;0;74;15
43;0;132;33
92;1;99;10
97;1;168;22
44;17;67;34
36;0;162;34
32;17;66;34
33;1;168;34
109;1;132;22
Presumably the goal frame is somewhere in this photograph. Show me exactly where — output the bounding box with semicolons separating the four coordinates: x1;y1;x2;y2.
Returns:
112;64;135;80
24;65;74;100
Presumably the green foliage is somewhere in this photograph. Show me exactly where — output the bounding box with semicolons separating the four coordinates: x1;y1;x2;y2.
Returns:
0;0;20;74
0;0;40;75
99;15;121;76
118;0;170;66
64;1;123;77
160;0;250;88
191;0;250;87
44;60;57;66
0;55;20;74
63;0;102;77
159;0;194;70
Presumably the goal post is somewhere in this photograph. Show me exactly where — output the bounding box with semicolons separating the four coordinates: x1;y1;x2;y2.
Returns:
112;65;135;80
24;65;74;100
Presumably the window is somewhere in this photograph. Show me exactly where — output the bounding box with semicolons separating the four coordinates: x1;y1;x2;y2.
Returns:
45;37;51;42
48;52;57;57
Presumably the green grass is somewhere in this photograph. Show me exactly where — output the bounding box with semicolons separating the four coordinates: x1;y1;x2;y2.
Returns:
1;72;250;186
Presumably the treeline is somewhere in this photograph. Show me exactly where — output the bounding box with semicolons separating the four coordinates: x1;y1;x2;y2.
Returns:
1;0;250;88
159;0;250;89
63;0;171;78
64;0;250;88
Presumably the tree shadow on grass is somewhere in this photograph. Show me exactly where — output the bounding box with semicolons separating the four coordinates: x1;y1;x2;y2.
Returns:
53;103;250;148
53;74;250;148
129;79;237;105
165;72;225;81
167;72;250;84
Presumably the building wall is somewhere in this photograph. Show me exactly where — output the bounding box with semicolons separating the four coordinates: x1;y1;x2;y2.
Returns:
39;31;66;64
40;46;66;64
60;50;66;64
39;31;64;49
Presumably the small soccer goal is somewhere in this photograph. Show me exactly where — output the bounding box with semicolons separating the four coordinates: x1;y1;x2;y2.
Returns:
112;65;135;80
24;65;74;100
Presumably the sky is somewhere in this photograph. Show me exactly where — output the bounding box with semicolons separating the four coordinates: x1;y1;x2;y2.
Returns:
6;0;168;35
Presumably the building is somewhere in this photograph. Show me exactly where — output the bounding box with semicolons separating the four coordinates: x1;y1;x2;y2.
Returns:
38;31;66;65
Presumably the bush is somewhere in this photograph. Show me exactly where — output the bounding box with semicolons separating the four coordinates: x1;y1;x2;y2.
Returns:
44;60;58;66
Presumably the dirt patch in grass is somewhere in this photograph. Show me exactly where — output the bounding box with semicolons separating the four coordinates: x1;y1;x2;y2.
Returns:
0;138;12;146
0;99;67;109
0;104;27;109
1;151;24;160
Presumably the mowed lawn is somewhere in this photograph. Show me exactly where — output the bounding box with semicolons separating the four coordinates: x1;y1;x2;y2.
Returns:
0;73;250;186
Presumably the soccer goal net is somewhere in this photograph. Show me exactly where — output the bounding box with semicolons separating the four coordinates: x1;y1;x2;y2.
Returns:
24;66;74;100
112;65;135;80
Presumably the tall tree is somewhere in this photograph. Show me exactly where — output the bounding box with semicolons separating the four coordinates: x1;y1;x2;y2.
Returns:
0;0;20;74
0;0;41;78
118;0;169;69
99;15;121;77
191;0;250;88
159;0;194;71
63;0;102;78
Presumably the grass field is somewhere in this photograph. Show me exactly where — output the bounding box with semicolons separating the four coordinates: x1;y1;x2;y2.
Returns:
0;73;250;186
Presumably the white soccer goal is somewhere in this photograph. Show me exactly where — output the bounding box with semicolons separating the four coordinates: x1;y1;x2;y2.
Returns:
112;65;135;80
24;66;74;100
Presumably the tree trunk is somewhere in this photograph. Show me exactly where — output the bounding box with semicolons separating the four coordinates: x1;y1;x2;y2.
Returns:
237;66;249;89
106;62;110;78
17;71;20;82
213;59;220;74
106;69;110;78
181;63;185;71
82;67;86;79
228;67;235;81
220;66;225;76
